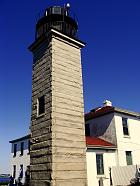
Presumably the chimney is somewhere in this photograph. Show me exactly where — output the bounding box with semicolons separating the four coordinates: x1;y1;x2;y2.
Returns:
103;100;112;107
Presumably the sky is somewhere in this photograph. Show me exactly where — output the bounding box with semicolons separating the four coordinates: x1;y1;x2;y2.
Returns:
0;0;140;173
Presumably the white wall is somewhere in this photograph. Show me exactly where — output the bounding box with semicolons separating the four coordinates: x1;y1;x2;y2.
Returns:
86;148;116;186
10;139;30;184
114;114;140;166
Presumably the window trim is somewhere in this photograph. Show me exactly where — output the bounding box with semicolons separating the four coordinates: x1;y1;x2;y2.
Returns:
20;142;24;156
13;165;16;178
126;151;133;165
96;153;104;175
13;144;17;157
122;117;129;136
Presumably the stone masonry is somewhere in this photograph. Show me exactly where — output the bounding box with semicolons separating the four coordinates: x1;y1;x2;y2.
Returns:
29;29;87;186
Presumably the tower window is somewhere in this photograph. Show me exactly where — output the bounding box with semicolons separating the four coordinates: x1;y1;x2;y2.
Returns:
13;144;17;157
122;117;129;136
20;142;24;156
126;151;133;165
37;96;45;116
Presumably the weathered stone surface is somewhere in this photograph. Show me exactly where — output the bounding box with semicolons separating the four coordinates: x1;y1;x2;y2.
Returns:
54;131;85;141
31;140;52;150
30;31;87;185
53;162;86;171
30;156;52;164
53;179;87;186
52;170;87;180
30;180;51;186
30;147;52;158
53;118;84;129
53;154;87;163
30;163;52;171
31;171;51;180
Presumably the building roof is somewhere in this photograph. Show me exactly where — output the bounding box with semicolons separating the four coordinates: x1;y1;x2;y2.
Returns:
85;106;140;121
86;136;116;149
9;134;31;143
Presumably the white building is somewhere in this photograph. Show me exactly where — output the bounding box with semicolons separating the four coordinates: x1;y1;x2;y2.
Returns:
86;136;117;186
85;100;140;185
9;134;30;184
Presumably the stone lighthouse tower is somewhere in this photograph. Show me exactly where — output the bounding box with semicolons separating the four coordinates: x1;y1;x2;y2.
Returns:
29;4;87;186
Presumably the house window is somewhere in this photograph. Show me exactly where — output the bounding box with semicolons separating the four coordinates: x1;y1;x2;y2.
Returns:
28;140;30;154
19;165;23;178
37;96;45;115
126;151;133;165
96;154;104;175
85;123;90;136
122;117;129;136
13;144;17;157
20;142;24;156
13;165;16;178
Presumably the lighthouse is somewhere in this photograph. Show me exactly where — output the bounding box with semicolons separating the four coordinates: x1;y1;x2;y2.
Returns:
29;4;87;186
